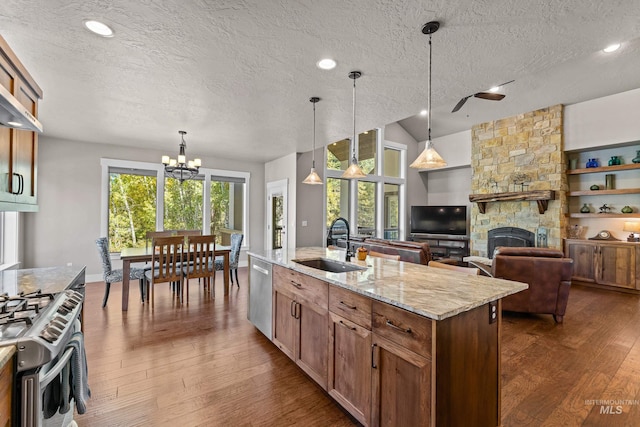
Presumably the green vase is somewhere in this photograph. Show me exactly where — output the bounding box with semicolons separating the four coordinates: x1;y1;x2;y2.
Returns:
621;206;633;214
633;150;640;164
580;204;590;213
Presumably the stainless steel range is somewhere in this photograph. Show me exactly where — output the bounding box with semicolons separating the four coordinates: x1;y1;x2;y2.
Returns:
0;266;86;427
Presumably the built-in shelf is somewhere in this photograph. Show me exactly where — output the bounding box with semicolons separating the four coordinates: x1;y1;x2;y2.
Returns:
568;188;640;196
568;213;640;218
469;190;555;214
567;163;640;175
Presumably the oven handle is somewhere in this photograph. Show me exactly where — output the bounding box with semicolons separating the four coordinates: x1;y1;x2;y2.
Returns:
40;346;74;389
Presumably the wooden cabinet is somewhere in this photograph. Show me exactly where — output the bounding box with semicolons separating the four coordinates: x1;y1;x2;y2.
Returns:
371;301;432;427
565;239;639;290
0;353;13;427
270;263;502;426
328;286;373;426
0;35;42;211
272;265;329;388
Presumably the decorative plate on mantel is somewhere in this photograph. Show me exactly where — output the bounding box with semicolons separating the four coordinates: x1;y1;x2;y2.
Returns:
588;230;621;241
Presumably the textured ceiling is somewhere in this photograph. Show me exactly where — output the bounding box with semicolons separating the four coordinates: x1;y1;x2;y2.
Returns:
1;1;640;163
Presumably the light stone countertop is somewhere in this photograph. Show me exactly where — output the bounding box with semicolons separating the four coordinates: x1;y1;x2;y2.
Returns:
248;247;528;321
0;266;86;296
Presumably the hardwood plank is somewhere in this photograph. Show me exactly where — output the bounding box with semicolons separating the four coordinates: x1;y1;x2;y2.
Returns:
75;271;640;426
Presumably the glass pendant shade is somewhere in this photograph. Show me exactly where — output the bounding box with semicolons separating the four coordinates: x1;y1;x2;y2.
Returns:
410;139;447;168
302;167;323;184
303;97;323;185
342;71;367;179
409;21;447;170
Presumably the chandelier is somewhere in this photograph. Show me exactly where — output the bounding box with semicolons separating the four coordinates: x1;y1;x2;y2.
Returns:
161;130;202;183
410;21;447;169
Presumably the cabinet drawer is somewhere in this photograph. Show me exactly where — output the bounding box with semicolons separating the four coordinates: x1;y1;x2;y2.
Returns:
372;301;432;357
273;265;328;309
329;286;372;329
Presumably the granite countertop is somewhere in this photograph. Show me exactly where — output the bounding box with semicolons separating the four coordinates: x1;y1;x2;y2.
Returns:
248;247;528;321
0;266;86;296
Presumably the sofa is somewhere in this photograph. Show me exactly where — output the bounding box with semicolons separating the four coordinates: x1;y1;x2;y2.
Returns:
491;247;573;323
346;237;433;265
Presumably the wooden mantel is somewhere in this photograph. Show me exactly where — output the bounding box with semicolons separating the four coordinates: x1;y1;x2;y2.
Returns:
469;190;556;214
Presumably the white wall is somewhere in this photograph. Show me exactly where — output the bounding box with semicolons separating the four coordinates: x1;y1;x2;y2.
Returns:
565;88;640;150
265;152;297;251
23;136;265;280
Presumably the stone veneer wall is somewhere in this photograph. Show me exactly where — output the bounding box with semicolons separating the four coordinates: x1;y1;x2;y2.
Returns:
470;104;567;257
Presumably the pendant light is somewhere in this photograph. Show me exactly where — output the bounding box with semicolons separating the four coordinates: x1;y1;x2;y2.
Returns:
341;71;367;179
410;21;447;169
302;97;323;185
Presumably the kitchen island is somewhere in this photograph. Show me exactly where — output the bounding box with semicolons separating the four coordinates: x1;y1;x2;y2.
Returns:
248;247;527;427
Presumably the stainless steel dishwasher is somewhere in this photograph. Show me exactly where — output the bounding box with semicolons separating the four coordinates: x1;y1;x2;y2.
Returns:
248;256;273;339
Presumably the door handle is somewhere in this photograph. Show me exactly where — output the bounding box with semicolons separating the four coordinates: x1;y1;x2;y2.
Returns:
371;343;378;369
294;302;301;319
18;173;24;195
11;173;20;195
290;300;296;318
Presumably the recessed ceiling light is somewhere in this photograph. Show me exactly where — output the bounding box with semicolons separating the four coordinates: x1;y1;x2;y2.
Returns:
317;58;337;70
603;43;621;53
84;20;114;37
420;109;428;116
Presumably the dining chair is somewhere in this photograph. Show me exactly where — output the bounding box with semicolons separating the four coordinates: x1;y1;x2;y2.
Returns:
182;234;216;302
145;230;177;250
368;250;401;261
144;235;185;308
214;233;244;286
428;260;480;275
95;237;147;308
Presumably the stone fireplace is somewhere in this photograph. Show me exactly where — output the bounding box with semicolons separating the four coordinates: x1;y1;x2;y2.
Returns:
469;105;568;257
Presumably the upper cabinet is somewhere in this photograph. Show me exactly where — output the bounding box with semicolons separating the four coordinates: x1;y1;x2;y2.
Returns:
0;35;43;212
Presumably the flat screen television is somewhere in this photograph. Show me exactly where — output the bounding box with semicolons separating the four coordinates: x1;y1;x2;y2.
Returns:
410;205;468;236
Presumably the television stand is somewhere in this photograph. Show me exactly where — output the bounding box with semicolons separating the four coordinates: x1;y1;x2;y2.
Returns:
410;233;470;263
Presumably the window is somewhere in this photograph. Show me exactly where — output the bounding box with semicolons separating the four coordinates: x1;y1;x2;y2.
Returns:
164;177;203;232
108;169;157;252
357;181;376;236
324;129;406;241
210;176;246;245
326;177;350;227
101;159;250;252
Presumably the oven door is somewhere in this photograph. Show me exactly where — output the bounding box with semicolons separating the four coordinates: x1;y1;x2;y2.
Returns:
19;320;81;427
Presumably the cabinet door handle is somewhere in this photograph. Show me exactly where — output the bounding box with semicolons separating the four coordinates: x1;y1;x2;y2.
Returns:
11;173;20;194
295;302;301;319
386;319;412;334
290;280;302;289
290;300;296;318
339;301;357;310
371;343;378;369
338;320;357;331
18;173;24;195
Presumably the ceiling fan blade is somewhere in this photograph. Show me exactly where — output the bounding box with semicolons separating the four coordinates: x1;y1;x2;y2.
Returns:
452;96;471;113
474;92;506;101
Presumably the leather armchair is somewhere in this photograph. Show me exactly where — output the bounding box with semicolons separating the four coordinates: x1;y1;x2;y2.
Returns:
491;247;573;323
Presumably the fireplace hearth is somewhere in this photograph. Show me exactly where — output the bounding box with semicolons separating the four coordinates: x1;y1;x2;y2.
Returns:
487;227;535;258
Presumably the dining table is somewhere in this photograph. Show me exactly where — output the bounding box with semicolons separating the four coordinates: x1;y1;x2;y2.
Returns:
119;245;231;311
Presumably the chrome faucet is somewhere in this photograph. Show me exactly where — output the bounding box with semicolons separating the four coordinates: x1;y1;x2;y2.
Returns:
327;217;353;261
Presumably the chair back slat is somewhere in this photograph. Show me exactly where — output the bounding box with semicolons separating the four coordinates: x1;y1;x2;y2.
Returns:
151;236;184;284
185;235;216;279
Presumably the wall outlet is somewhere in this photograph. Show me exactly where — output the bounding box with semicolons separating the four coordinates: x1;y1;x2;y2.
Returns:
67;262;72;267
489;301;497;324
302;220;308;227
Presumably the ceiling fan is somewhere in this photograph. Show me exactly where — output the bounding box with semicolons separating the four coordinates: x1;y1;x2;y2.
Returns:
451;80;515;113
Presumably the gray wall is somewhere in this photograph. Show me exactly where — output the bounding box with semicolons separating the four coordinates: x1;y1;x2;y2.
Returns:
296;148;325;247
23;136;265;280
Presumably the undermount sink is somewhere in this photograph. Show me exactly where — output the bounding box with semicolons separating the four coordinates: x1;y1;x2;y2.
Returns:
292;258;366;273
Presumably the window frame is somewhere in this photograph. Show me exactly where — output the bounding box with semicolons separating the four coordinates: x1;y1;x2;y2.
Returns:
100;158;250;254
323;129;406;241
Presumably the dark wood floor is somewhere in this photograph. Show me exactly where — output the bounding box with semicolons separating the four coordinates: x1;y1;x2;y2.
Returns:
74;268;640;426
